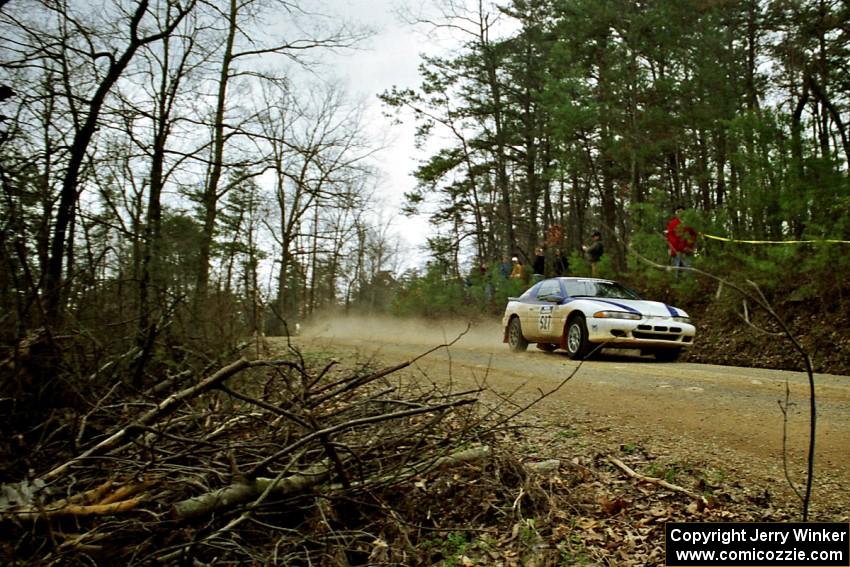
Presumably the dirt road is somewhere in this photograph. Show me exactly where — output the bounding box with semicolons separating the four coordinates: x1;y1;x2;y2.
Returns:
295;316;850;519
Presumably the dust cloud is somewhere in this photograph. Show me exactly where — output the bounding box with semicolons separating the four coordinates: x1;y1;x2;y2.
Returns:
300;314;506;351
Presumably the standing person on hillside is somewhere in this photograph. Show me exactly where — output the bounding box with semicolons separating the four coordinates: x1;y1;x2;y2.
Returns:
553;249;569;276
532;247;545;281
509;255;525;281
582;231;604;277
498;255;512;279
666;205;698;281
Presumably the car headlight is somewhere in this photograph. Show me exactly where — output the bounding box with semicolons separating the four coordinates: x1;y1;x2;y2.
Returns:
672;316;691;323
593;310;641;320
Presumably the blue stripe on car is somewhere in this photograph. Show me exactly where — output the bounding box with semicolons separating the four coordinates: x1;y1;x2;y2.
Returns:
588;299;641;314
665;304;679;316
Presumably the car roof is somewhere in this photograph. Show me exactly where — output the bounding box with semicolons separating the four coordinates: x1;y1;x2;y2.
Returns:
524;277;620;294
515;277;636;301
548;276;617;284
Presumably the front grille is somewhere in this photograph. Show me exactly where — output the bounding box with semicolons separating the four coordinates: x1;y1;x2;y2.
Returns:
633;331;679;341
638;324;680;332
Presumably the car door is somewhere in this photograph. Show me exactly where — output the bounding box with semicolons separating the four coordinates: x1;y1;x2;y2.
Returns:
533;279;563;341
516;282;542;341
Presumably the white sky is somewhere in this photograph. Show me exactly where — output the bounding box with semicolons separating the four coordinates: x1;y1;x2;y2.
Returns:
321;0;440;272
316;0;519;274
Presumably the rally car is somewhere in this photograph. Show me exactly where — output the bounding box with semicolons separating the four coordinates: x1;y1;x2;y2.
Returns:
501;277;696;361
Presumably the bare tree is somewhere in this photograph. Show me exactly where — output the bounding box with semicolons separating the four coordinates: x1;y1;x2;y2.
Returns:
259;82;376;327
2;0;196;323
192;0;369;299
344;214;401;314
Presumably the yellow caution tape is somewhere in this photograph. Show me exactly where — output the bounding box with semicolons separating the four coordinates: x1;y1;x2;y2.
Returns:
701;233;850;244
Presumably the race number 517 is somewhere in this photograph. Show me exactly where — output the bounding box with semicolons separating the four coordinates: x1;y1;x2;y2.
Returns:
539;306;553;332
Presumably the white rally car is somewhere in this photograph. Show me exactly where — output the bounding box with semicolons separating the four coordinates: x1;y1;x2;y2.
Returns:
501;277;696;361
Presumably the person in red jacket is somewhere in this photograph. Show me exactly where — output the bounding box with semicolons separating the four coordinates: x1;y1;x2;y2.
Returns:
666;205;697;281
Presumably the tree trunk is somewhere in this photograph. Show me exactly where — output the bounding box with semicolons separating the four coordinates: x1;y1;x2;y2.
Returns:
195;0;237;299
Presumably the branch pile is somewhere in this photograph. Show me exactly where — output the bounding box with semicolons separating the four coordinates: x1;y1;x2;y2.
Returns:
0;338;550;565
2;334;823;565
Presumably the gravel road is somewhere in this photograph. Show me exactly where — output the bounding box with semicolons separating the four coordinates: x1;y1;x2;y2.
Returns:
292;316;850;519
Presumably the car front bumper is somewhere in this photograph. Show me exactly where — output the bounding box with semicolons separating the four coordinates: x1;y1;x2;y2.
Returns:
585;317;696;349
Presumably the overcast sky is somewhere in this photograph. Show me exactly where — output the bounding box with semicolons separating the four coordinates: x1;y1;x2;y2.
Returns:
317;0;519;272
321;0;439;270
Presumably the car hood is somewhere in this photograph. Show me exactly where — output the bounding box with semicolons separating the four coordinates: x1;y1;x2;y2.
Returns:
570;297;686;318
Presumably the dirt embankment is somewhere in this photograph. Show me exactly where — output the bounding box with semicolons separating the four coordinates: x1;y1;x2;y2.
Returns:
683;298;850;376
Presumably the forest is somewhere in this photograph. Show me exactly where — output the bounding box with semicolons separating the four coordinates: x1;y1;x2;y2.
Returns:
0;0;848;564
2;0;849;359
385;0;849;314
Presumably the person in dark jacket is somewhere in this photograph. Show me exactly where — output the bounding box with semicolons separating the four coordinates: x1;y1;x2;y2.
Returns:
582;230;604;277
532;247;545;280
553;249;569;276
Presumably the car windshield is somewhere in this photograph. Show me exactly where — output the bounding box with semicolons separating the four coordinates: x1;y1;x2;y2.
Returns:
564;280;640;300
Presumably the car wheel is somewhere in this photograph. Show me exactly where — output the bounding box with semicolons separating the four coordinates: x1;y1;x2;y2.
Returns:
654;349;682;362
508;317;529;352
565;315;591;360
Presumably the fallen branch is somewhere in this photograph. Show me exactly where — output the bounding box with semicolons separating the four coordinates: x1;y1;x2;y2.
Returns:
738;299;784;336
607;456;708;507
248;397;477;478
43;358;285;481
306;328;471;409
172;460;333;520
172;443;492;521
324;444;493;493
67;479;114;505
6;479;154;520
161;446;494;563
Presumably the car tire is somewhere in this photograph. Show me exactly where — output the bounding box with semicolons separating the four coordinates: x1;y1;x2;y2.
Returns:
654;349;682;362
565;315;591;360
508;317;529;352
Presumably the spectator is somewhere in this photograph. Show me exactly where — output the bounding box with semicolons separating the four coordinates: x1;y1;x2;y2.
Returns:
499;256;512;279
532;247;545;280
582;231;604;277
553;249;569;276
509;256;525;280
666;205;697;281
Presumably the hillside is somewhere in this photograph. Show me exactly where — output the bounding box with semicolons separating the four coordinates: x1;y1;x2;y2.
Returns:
682;296;850;377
